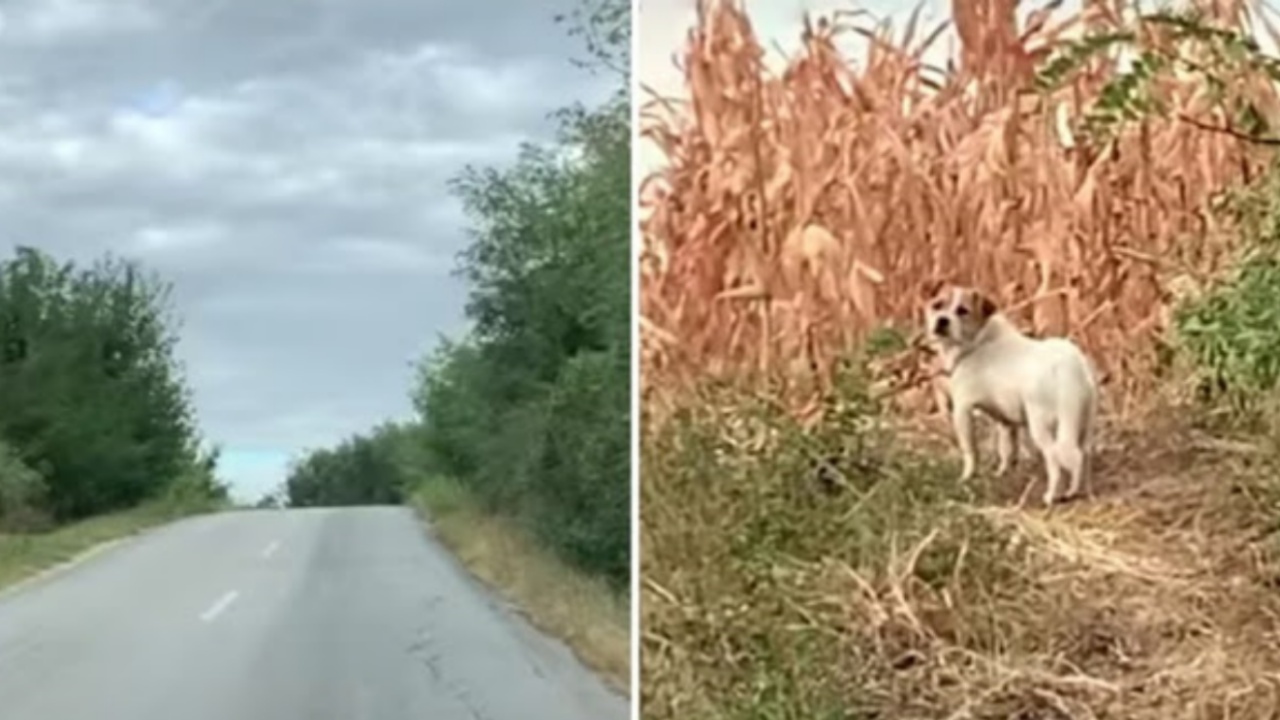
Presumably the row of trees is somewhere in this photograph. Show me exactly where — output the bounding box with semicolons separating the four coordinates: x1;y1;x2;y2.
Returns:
284;0;630;588
0;247;224;531
284;422;413;508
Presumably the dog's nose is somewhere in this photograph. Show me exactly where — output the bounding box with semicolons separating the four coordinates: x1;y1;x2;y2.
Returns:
934;316;950;334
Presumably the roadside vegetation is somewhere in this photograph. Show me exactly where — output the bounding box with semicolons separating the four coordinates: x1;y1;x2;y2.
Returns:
0;247;226;590
279;0;630;691
0;494;223;591
641;2;1280;718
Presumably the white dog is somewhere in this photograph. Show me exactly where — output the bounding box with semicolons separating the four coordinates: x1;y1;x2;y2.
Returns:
923;284;1099;507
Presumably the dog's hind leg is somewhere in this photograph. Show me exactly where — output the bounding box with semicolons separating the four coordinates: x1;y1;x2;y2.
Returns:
1026;411;1063;506
1058;439;1086;501
1058;394;1095;501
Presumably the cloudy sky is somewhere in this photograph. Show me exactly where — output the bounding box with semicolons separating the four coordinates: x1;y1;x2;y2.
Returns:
0;0;613;501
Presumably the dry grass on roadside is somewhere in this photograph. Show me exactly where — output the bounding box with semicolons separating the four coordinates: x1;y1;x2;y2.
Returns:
641;380;1280;719
409;478;630;694
0;498;217;592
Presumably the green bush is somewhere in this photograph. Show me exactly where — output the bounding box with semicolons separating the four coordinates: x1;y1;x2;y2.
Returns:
1176;255;1280;411
404;0;630;587
158;468;227;515
0;440;49;532
641;369;1033;718
533;347;629;584
0;247;203;522
284;430;406;508
1173;166;1280;418
409;475;472;518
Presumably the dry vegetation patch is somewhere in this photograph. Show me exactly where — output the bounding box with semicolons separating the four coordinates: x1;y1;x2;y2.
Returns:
641;385;1280;719
409;479;630;694
639;0;1280;717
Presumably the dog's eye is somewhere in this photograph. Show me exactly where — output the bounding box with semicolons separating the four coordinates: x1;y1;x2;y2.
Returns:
930;300;944;311
956;306;970;317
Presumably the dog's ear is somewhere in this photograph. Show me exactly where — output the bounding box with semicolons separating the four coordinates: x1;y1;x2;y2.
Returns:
975;291;998;320
919;278;945;303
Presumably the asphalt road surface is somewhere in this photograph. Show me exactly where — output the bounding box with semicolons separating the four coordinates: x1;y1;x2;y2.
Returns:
0;507;628;720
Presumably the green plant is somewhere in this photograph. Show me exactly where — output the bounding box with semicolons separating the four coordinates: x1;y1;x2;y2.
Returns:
862;324;909;359
641;363;1048;717
0;247;206;523
410;475;472;518
1173;164;1280;418
1176;255;1280;409
1036;8;1280;146
0;439;49;532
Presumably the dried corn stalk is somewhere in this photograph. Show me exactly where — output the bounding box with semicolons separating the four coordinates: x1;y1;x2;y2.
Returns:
640;0;1277;422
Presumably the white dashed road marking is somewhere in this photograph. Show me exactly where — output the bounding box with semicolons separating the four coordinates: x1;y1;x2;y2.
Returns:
200;590;239;623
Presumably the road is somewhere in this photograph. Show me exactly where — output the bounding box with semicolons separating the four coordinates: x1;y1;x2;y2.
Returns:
0;507;628;720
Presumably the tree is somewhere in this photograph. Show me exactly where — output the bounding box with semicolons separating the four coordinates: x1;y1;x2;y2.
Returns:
409;0;631;585
0;247;207;522
284;426;408;508
1036;8;1280;147
282;0;633;587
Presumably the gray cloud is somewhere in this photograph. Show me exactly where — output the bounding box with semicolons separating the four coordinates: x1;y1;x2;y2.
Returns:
0;0;613;500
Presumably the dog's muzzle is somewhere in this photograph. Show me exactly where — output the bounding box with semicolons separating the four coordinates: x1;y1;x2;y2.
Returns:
933;316;950;336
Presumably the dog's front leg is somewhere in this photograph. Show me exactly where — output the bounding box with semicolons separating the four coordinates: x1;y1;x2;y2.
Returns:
995;422;1018;477
952;402;978;483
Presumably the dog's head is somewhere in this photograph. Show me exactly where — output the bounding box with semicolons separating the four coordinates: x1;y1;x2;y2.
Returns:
921;282;998;348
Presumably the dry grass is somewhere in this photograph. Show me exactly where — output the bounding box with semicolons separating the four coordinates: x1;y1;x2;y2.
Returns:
639;0;1280;417
409;479;630;694
641;380;1280;719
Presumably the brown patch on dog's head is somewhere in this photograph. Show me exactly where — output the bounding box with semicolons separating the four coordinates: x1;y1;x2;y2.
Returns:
919;279;951;328
971;288;998;321
923;284;1000;347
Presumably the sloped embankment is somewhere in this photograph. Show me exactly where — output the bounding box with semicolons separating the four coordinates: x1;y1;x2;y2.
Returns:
641;387;1280;719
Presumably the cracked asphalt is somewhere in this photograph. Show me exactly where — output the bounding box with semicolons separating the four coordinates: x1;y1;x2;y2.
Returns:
0;507;628;720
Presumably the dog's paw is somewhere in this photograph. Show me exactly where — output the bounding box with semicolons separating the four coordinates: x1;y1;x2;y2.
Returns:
1043;492;1083;507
